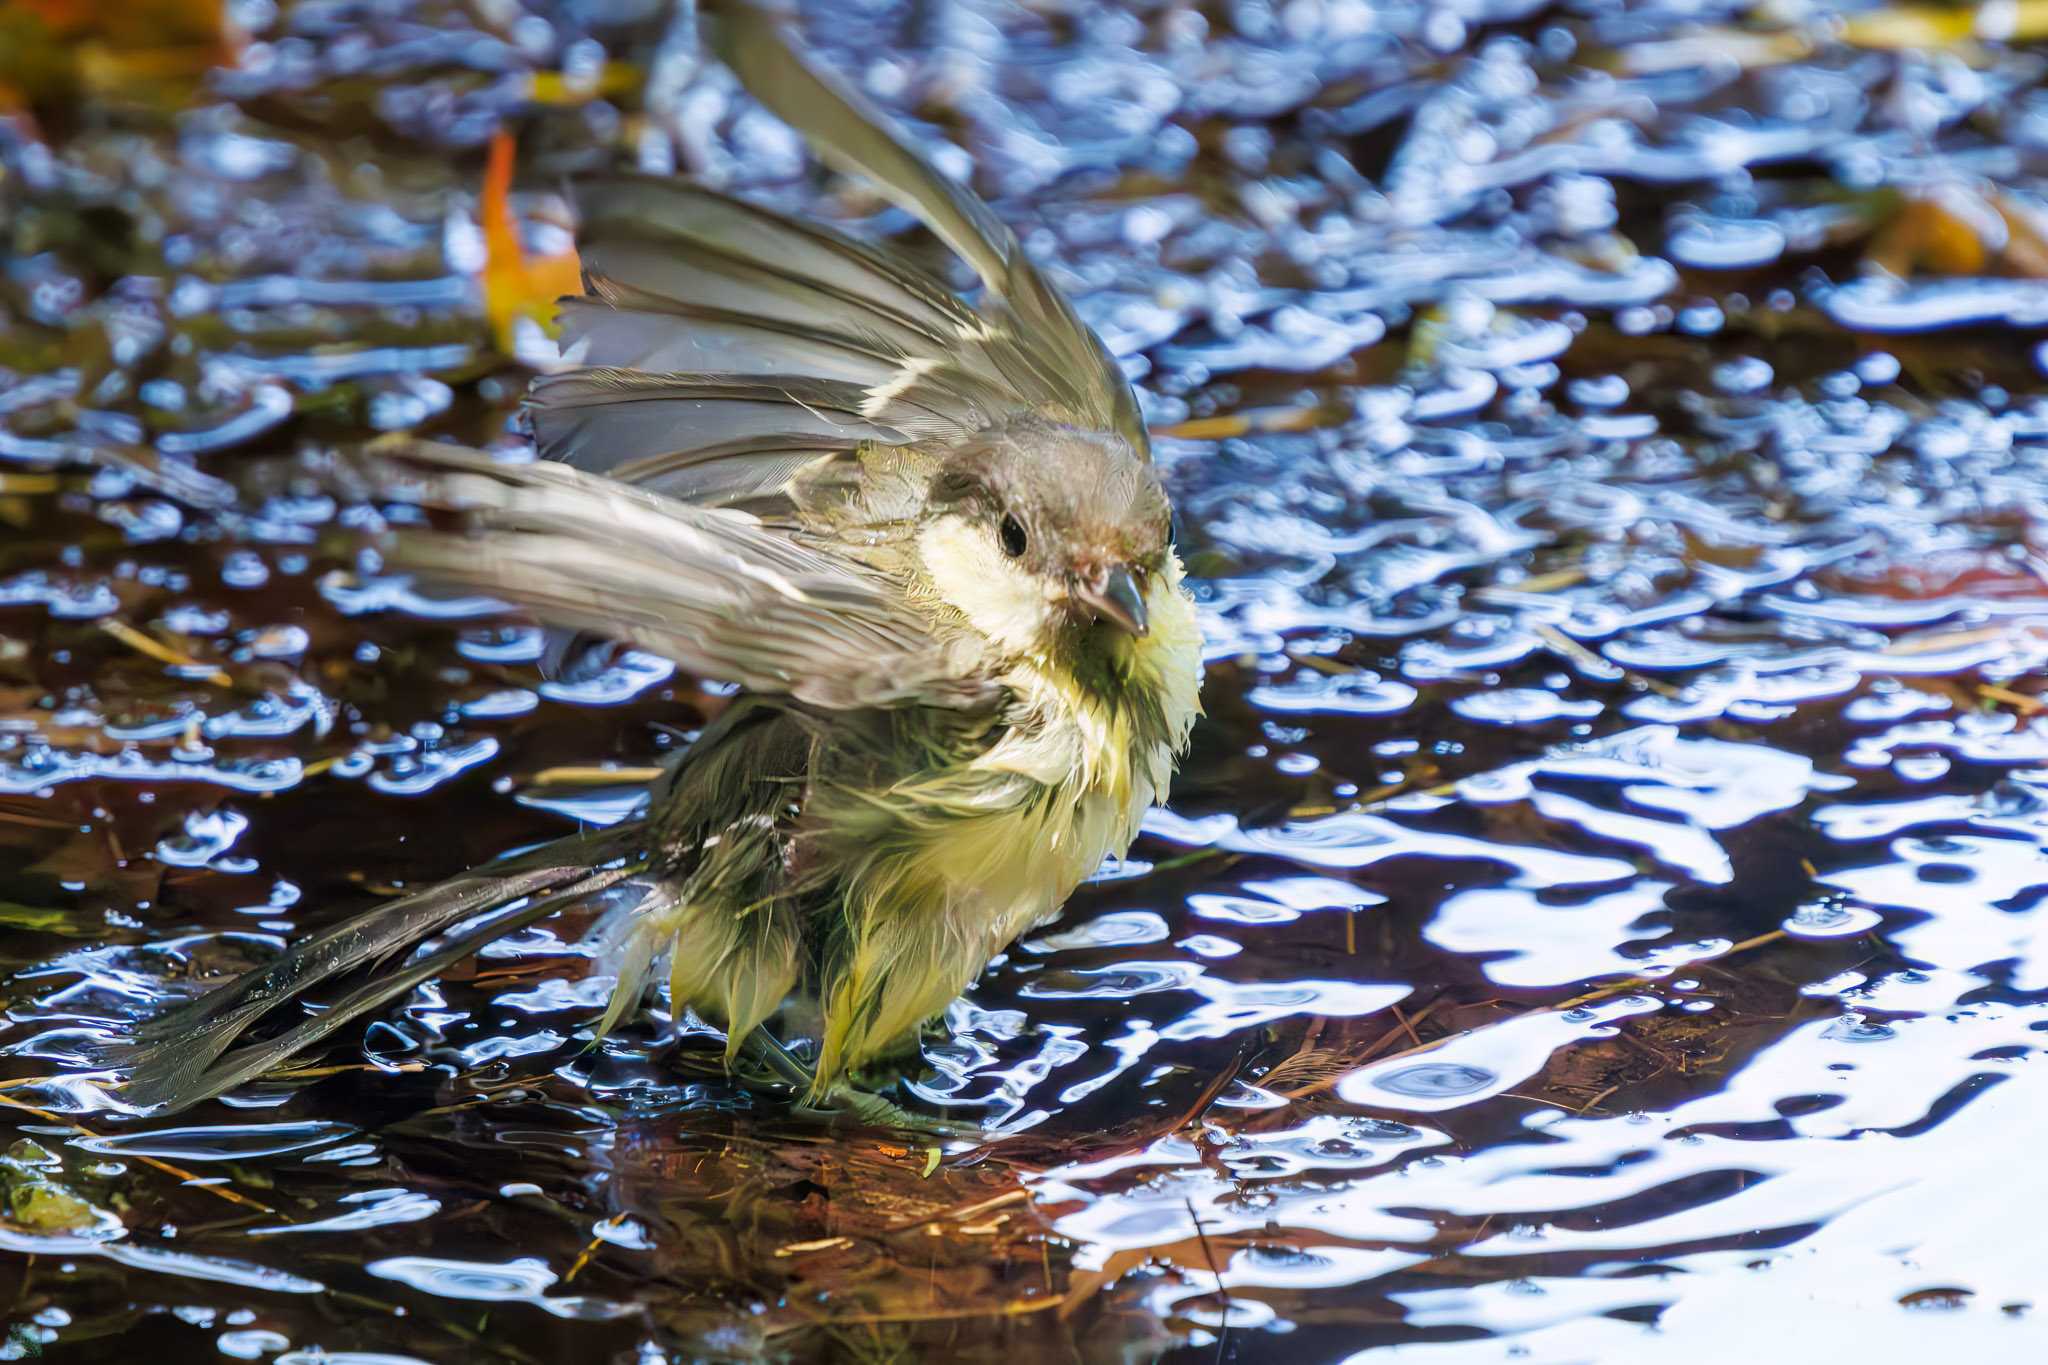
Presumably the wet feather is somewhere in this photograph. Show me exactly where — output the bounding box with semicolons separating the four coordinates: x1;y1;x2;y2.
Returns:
112;1;1203;1115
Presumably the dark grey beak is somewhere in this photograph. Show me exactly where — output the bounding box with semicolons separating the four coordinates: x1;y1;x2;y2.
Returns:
1077;565;1150;636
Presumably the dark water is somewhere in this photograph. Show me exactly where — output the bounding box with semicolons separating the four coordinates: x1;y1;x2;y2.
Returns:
5;0;2048;1360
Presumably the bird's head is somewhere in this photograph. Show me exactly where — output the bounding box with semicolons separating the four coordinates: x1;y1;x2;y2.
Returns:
916;417;1174;658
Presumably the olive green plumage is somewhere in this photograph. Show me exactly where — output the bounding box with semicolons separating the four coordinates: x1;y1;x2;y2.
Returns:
114;1;1202;1116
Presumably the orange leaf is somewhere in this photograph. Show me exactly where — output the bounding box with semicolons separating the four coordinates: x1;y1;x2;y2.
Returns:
479;129;582;356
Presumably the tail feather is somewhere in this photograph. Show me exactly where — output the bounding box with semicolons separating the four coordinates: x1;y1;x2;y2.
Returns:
128;853;596;1051
124;863;645;1111
112;828;645;1112
668;899;802;1065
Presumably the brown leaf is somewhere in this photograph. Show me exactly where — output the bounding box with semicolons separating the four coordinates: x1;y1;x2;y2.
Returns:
1866;191;1994;278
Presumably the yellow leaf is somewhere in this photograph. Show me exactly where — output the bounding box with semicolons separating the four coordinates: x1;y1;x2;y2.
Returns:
2010;0;2048;40
1840;6;1978;50
525;62;642;107
1;0;234;104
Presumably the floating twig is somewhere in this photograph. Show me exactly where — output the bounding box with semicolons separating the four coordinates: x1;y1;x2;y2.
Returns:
0;1091;282;1218
525;765;665;786
98;619;232;689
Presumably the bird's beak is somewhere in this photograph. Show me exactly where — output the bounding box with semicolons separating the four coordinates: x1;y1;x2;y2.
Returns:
1077;564;1150;637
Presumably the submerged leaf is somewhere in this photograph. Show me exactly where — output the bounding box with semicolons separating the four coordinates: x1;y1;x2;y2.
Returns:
0;901;95;935
9;1181;98;1233
1866;191;1995;278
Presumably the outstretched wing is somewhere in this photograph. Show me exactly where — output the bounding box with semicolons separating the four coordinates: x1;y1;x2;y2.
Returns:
537;176;1020;509
713;0;1147;454
529;1;1148;519
378;444;994;712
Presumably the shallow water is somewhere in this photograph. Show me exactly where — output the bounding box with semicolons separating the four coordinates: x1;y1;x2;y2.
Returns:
5;0;2048;1360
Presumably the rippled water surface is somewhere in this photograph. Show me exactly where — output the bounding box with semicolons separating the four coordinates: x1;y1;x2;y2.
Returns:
6;0;2048;1360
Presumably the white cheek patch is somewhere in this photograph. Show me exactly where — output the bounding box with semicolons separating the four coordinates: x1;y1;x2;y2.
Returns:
917;516;1054;654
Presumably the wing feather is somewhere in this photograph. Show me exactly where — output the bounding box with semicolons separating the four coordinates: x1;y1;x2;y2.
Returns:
574;175;982;344
510;1;1148;689
711;1;1150;458
528;368;909;474
530;9;1150;519
377;446;991;712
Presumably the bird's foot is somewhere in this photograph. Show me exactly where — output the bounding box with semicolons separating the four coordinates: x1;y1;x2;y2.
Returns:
732;1025;814;1091
733;1028;981;1139
795;1084;984;1140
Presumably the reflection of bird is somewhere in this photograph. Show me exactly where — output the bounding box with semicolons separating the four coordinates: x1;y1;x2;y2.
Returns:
115;3;1201;1121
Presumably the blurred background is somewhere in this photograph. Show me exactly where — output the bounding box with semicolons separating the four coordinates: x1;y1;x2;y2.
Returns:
4;0;2048;1360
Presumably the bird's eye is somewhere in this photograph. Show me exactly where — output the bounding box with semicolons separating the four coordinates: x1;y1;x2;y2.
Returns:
999;514;1028;559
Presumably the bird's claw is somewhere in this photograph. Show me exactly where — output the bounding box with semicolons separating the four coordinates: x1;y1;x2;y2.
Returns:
800;1084;983;1140
734;1026;980;1138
